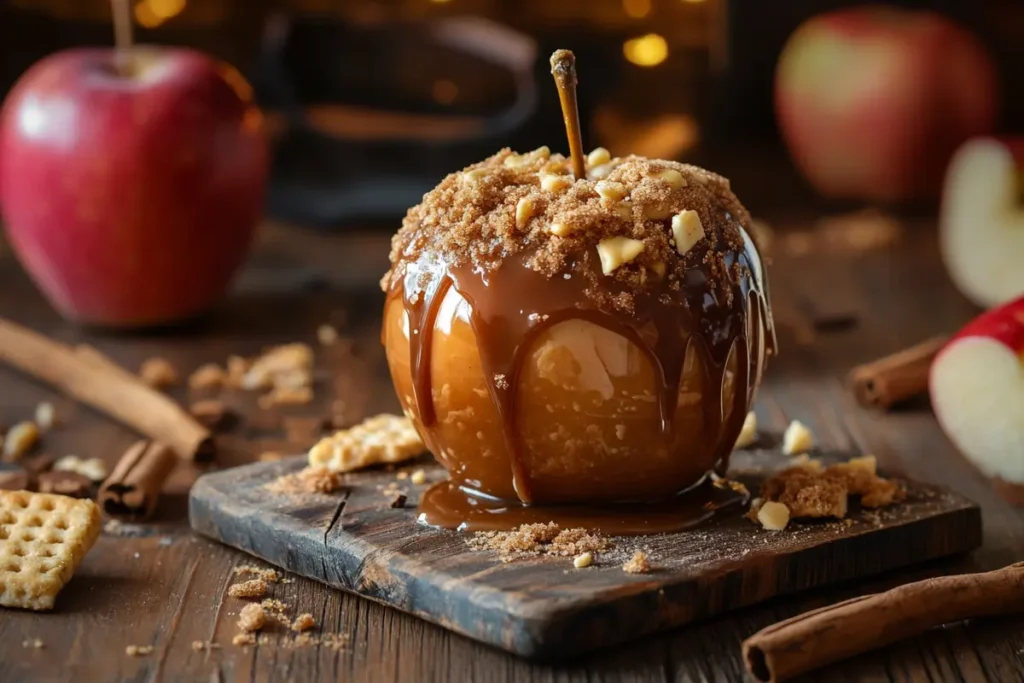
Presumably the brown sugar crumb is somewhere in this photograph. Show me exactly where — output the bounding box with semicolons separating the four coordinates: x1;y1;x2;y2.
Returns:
549;528;610;556
266;466;344;495
232;633;256;647
758;455;905;521
189;363;226;391
237;603;267;632
139;357;179;389
228;579;267;599
623;551;650;574
291;613;317;633
125;645;154;657
234;566;282;583
469;522;611;562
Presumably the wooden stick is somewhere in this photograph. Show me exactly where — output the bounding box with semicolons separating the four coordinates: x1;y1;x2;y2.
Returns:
743;562;1024;683
0;318;214;461
847;335;948;410
99;440;177;520
110;0;134;77
549;49;586;180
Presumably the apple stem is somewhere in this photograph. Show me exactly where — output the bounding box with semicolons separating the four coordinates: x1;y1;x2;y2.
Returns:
111;0;134;77
549;50;587;180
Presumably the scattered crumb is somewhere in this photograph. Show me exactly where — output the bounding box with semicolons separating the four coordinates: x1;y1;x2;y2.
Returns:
317;324;339;346
125;645;154;657
549;527;610;556
781;420;814;455
757;501;791;531
469;523;611;562
189;363;227;391
140;357;179;389
3;421;39;459
232;633;256;647
623;551;650;574
712;475;749;496
396;471;409;480
410;469;427;485
34;402;55;431
291;613;316;633
237;604;267;632
191;640;221;652
573;552;593;568
734;411;757;449
228;579;267;599
234;566;282;583
258;451;283;462
22;638;43;649
308;414;425;472
259;385;314;408
266;466;344;495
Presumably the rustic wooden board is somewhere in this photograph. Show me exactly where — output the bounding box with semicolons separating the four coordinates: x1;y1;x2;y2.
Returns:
189;449;981;660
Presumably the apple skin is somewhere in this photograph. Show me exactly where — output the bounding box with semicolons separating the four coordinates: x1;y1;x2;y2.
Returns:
0;47;267;326
775;7;999;203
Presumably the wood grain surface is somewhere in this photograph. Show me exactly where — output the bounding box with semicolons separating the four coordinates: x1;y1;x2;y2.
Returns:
0;216;1022;682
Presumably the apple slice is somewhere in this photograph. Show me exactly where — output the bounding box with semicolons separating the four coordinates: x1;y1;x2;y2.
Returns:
930;295;1024;505
940;138;1024;308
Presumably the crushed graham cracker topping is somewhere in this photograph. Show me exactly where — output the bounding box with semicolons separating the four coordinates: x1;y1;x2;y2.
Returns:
383;150;752;309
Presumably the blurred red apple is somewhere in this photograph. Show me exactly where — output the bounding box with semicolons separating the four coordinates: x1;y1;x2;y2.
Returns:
0;46;267;326
775;7;999;203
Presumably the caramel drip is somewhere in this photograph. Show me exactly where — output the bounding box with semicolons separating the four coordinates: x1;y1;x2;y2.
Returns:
392;236;768;507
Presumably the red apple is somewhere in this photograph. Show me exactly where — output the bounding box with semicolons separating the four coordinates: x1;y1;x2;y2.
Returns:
930;296;1024;505
775;7;999;203
940;137;1024;309
0;46;267;326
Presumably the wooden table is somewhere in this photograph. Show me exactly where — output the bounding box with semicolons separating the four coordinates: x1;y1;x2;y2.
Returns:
1;217;1022;683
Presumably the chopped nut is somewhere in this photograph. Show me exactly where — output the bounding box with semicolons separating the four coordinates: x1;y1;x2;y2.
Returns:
228;579;267;599
594;180;627;202
125;645;154;657
237;603;267;632
541;174;572;194
757;501;791;531
597;236;645;275
308;414;424;472
782;420;815;455
588;162;615;180
504;146;551;168
291;613;316;633
189;363;226;391
734;411;757;449
410;469;427;485
34;402;55;431
77;458;107;482
462;168;488;183
671;210;705;256
655;168;686;189
613;201;633;220
586;147;611;168
242;344;314;391
139;357;179;389
622;550;650;574
3;421;39;459
515;197;535;228
317;324;339;346
573;552;593;568
548;221;577;237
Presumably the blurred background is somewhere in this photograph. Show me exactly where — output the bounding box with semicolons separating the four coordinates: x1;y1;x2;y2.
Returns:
3;0;1021;225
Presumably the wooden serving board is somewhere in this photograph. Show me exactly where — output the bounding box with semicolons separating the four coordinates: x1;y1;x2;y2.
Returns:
189;451;981;660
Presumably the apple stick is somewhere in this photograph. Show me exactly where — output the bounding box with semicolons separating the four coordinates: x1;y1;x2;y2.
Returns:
549;50;587;180
111;0;134;77
0;317;214;461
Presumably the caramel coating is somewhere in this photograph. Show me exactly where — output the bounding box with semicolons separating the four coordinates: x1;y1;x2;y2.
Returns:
384;287;744;503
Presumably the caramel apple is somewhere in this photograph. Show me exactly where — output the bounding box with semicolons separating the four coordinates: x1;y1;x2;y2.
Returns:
381;51;775;524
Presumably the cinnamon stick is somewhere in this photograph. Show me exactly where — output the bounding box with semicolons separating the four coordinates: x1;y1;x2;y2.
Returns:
743;562;1024;682
848;335;949;410
99;440;177;520
0;318;214;460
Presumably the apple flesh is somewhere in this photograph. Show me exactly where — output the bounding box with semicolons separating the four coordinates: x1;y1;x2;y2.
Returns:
0;47;267;326
775;7;999;202
940;137;1024;309
930;296;1024;505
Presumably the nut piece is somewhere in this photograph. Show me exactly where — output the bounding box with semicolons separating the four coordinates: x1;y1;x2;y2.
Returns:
189;363;226;391
540;173;572;194
515;197;535;228
586;147;611;168
655;168;687;189
573;552;593;568
548;221;577;237
410;469;427;485
317;324;338;346
34;402;55;431
597;236;645;275
504;146;550;168
671;210;706;256
595;180;627;202
613;201;633;220
462;168;488;184
782;420;815;455
588;163;615;180
734;411;757;449
3;422;39;459
757;501;791;531
308;414;424;472
622;550;650;574
139;358;179;389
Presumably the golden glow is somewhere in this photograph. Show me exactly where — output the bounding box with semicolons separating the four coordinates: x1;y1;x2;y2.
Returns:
430;0;453;3
681;0;707;3
133;0;185;28
133;2;162;28
622;0;651;18
623;34;669;67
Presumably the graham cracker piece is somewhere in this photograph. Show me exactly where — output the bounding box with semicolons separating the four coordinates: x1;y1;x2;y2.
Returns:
308;414;424;472
0;491;101;610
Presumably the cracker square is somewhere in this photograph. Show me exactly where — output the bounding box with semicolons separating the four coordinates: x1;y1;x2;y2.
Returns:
0;491;101;610
308;414;424;472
